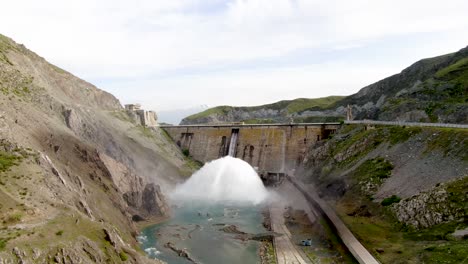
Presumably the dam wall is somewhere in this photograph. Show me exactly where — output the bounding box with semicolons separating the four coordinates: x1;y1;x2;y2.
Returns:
161;123;341;172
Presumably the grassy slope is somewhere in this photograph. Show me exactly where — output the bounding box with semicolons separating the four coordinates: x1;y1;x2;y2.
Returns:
302;124;468;263
411;56;468;122
184;96;345;121
435;57;468;86
0;35;17;65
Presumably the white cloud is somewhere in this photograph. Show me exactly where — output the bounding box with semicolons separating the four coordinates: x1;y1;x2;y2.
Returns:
107;61;399;112
227;0;295;26
0;0;467;112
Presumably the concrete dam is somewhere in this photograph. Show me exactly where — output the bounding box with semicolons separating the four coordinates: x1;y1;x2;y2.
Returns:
161;123;341;172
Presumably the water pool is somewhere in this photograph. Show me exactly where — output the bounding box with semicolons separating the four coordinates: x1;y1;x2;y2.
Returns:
139;201;267;264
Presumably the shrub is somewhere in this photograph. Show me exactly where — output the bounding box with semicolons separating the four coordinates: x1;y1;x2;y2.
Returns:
119;251;128;261
55;230;64;236
381;195;401;206
388;126;422;145
6;213;22;223
182;148;190;157
0;151;21;172
0;238;8;250
355;157;394;181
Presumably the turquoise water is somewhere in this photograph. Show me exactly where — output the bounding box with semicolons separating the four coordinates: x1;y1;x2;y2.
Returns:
139;201;266;264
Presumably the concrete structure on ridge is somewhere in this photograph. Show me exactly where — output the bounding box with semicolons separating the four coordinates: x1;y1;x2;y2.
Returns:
125;104;158;127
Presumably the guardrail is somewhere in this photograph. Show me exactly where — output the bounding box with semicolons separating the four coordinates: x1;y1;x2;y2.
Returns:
161;120;468;129
160;122;342;128
344;120;468;129
287;176;380;264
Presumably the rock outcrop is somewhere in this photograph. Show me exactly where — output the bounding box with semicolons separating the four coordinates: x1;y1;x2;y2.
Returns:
141;184;169;216
392;178;467;229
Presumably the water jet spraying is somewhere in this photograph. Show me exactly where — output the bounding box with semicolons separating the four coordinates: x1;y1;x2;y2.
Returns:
171;156;269;204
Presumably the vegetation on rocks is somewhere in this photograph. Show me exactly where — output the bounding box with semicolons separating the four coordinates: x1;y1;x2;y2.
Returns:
119;251;129;261
0;66;35;99
435;57;468;87
445;176;468;209
354;157;394;181
381;195;401;206
0;151;21;172
386;126;422;145
351;157;394;195
424;127;468;160
182;148;190;157
185;105;233;121
0;35;17;65
0;238;7;250
282;96;345;114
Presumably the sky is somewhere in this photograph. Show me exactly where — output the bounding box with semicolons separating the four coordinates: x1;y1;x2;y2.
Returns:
1;0;467;123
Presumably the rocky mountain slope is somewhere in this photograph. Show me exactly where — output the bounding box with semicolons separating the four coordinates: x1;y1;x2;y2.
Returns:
0;34;193;263
340;46;467;123
182;46;468;125
297;124;467;263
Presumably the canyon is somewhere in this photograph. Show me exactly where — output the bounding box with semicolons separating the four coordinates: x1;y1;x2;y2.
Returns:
0;32;466;264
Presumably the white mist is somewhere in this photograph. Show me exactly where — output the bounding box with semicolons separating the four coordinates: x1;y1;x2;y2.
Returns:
171;156;269;204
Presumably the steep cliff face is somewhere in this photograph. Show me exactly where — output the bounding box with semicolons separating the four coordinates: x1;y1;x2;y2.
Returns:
0;34;190;263
298;124;467;263
182;46;468;125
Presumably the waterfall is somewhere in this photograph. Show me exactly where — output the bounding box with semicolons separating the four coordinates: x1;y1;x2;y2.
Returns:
227;130;239;157
280;130;286;172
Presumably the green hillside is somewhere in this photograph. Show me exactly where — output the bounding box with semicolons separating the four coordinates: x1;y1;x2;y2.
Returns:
184;95;345;122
